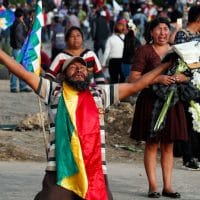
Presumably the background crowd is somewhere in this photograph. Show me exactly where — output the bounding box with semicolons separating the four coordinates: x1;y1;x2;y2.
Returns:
0;0;200;198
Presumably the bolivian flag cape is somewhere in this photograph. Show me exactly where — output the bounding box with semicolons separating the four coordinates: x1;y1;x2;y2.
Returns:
55;82;108;200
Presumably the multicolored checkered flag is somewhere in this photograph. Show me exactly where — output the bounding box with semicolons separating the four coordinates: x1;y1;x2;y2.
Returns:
17;0;43;75
0;9;15;30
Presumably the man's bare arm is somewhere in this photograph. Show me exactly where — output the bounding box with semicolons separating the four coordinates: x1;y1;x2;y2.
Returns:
0;49;40;92
118;62;171;100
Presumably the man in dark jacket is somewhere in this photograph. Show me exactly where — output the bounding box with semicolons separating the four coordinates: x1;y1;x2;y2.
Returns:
9;7;31;93
51;15;66;61
91;10;110;58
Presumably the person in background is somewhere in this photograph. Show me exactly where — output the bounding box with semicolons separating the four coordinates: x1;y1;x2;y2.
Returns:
42;9;47;43
9;7;31;93
168;9;183;44
67;9;80;29
78;4;87;28
91;10;110;58
0;47;171;200
24;8;34;33
102;18;127;83
121;20;141;80
129;17;188;198
144;0;158;21
132;8;147;43
46;9;54;41
78;4;90;39
51;14;66;61
46;26;105;85
174;5;200;170
40;46;51;76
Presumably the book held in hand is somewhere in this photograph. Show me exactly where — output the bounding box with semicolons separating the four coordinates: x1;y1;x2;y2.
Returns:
172;41;200;69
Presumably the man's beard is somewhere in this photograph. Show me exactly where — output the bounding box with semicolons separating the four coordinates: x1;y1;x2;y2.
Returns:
64;74;90;92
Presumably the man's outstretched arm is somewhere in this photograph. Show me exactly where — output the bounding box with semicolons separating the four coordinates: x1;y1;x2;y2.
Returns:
118;62;171;100
0;49;40;92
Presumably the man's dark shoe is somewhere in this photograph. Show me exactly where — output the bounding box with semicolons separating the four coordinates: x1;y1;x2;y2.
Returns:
10;89;18;93
20;88;32;93
182;159;200;171
162;190;181;198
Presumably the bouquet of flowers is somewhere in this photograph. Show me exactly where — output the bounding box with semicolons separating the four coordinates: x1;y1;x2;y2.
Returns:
153;58;188;132
189;100;200;133
188;71;200;133
150;41;200;136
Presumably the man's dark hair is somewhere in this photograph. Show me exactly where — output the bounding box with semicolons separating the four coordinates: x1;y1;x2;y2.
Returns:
188;5;200;23
54;16;60;23
169;9;183;23
14;8;24;18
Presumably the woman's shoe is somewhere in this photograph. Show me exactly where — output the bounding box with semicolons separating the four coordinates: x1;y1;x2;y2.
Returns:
162;190;181;198
148;192;161;198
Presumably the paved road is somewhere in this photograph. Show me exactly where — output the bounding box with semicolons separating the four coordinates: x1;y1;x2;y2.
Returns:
0;161;200;200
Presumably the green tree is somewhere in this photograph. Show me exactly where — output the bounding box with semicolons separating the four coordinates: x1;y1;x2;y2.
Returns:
9;0;26;5
152;0;165;7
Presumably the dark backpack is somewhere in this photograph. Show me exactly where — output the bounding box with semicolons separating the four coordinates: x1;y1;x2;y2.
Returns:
54;32;65;49
52;24;66;49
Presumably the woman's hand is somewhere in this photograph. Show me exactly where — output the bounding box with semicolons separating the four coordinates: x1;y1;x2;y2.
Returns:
156;75;176;85
172;73;189;83
102;65;107;71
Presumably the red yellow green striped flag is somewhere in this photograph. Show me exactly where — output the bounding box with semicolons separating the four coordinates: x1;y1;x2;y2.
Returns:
55;83;108;199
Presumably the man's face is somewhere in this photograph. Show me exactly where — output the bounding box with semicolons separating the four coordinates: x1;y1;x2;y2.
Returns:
64;61;89;91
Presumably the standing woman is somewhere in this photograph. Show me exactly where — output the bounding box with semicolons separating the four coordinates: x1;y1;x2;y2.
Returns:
121;21;141;80
129;17;188;198
46;26;105;85
174;5;200;170
102;19;127;83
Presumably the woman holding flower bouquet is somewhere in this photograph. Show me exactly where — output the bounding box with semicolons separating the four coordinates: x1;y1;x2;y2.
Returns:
129;17;189;198
174;5;200;170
